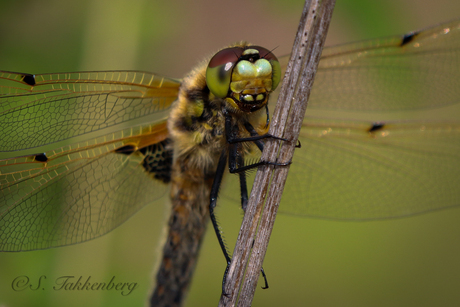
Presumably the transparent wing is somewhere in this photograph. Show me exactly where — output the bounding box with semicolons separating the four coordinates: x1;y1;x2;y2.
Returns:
0;70;179;251
0;71;179;155
0;133;170;251
250;19;460;220
275;19;460;112
282;118;460;219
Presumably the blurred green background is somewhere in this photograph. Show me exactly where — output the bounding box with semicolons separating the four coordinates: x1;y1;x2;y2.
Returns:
1;0;460;306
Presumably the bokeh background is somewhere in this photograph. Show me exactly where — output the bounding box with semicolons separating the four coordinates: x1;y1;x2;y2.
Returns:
1;0;460;306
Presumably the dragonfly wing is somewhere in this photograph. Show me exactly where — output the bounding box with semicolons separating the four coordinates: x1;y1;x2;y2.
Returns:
275;19;460;112
0;123;172;251
0;70;179;251
268;20;460;219
223;117;460;220
0;71;179;156
280;118;460;219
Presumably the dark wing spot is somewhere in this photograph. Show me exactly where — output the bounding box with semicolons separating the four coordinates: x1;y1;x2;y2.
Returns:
35;153;48;162
368;122;385;133
400;31;419;46
21;74;36;86
114;144;137;155
140;139;173;183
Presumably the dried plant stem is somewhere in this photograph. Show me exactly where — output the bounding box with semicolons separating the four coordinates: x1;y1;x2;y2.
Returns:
218;0;336;306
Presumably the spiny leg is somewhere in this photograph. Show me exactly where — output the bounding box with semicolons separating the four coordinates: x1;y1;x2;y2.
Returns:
213;130;272;293
244;109;301;149
209;148;233;295
215;111;290;293
224;108;286;147
237;153;249;212
228;123;291;174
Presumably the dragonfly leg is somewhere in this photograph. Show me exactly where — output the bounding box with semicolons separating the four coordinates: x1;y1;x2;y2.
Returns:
227;130;288;145
224;108;289;148
245;120;301;148
264;104;270;128
239;157;270;289
225;117;292;174
209;148;233;295
229;159;292;174
229;145;271;289
237;153;249;212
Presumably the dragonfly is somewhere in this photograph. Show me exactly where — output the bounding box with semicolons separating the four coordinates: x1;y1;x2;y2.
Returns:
1;19;460;306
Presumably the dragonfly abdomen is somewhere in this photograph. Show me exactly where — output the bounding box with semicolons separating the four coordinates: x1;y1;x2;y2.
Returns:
150;157;215;305
151;62;226;306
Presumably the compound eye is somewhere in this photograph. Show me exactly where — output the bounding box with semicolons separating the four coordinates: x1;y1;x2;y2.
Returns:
250;46;281;91
206;47;244;98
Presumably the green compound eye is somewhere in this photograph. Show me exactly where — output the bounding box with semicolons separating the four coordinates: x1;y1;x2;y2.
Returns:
269;56;281;91
250;46;281;91
206;47;243;98
206;46;281;98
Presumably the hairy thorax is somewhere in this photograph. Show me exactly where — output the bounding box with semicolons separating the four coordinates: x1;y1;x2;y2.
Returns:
168;59;267;183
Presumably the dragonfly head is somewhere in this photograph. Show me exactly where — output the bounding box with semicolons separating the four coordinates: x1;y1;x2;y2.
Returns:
206;45;281;113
